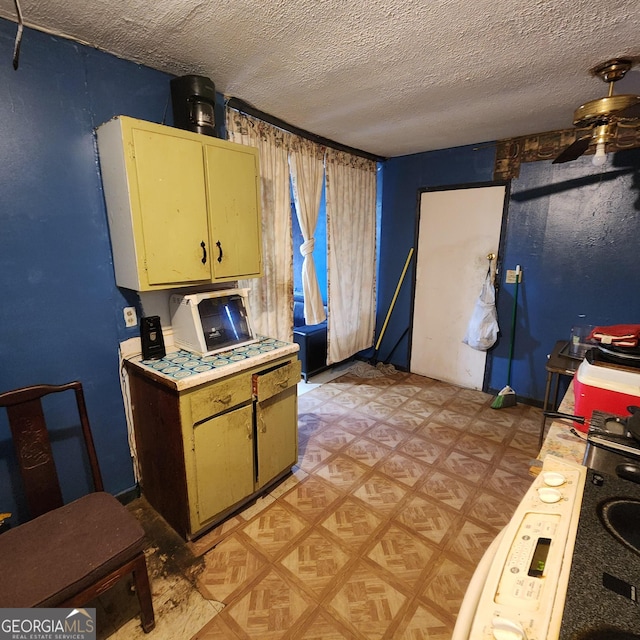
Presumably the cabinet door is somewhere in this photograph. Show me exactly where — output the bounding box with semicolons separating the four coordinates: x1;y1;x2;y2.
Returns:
193;404;254;525
204;142;262;280
132;128;211;286
253;360;300;490
255;385;299;489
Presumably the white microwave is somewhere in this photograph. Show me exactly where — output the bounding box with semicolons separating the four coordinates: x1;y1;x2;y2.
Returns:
169;289;258;356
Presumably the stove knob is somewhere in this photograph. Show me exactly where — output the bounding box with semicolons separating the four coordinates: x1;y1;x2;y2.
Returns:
491;616;528;639
538;487;562;503
542;471;566;487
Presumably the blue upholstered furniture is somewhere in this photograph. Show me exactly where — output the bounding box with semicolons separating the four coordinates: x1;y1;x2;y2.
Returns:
293;295;327;382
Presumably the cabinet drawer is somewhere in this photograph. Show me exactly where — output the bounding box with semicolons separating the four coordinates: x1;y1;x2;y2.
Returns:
252;359;301;402
189;373;252;423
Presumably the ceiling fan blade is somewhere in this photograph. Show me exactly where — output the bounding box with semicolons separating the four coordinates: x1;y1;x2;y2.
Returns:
552;136;592;164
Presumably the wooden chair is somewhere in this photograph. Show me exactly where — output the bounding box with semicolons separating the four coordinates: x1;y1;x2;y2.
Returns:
0;381;155;633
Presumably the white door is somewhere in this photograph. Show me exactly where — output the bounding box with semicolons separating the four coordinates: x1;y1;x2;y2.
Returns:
410;186;505;389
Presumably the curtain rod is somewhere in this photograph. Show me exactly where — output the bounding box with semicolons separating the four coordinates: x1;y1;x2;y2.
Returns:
226;96;385;163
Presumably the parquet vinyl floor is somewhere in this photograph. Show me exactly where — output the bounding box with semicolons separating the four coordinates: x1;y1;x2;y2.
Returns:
187;367;541;640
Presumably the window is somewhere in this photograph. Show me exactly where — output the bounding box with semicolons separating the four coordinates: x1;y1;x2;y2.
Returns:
291;180;327;305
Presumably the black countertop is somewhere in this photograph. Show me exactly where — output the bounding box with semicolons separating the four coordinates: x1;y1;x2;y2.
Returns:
560;467;640;639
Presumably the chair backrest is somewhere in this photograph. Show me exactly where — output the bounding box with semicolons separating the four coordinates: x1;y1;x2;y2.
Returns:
0;381;104;519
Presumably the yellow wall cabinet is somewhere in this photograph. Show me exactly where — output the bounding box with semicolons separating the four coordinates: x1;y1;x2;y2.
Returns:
126;355;300;540
97;116;262;291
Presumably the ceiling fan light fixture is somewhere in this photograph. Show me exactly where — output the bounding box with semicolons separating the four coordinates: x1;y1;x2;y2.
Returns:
592;141;607;166
573;94;640;127
553;58;640;164
591;123;613;166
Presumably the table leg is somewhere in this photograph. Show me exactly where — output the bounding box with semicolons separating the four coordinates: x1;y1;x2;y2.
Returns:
539;371;554;449
552;374;561;411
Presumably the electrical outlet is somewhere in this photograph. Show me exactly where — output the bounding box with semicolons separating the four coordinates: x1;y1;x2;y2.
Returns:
505;270;522;284
124;307;137;328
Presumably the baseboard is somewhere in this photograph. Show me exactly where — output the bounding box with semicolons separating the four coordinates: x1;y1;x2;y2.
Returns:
116;484;141;505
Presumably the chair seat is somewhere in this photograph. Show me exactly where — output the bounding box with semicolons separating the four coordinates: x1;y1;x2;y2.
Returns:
0;492;147;607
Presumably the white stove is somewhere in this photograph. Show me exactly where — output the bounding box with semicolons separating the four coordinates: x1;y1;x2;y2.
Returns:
455;453;640;639
453;456;587;640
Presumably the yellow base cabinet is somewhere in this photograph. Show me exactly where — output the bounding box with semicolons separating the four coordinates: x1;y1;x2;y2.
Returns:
97;116;262;291
126;355;300;540
253;364;300;489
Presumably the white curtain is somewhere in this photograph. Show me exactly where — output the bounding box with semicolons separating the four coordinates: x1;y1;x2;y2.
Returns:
325;150;377;365
289;138;326;325
226;109;293;342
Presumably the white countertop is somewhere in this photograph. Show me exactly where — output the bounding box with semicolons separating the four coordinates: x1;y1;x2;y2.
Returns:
536;380;587;470
124;337;299;391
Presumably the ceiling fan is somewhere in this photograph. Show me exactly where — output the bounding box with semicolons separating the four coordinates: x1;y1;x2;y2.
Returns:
553;58;640;165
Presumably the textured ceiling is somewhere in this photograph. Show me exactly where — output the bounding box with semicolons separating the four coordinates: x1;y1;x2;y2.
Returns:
1;0;639;157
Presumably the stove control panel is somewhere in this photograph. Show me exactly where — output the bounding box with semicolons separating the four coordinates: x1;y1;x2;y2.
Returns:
468;456;587;640
494;511;560;610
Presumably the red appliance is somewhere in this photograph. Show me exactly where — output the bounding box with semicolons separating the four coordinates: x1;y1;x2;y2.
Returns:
573;357;640;431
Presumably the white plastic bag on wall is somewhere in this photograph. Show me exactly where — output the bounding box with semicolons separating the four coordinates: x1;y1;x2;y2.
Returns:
463;269;499;351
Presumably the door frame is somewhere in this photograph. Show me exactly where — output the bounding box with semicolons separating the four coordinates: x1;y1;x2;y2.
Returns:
407;180;511;392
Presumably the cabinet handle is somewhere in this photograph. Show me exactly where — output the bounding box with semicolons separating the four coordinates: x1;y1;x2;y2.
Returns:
217;394;232;407
200;241;207;264
259;414;266;434
216;241;223;263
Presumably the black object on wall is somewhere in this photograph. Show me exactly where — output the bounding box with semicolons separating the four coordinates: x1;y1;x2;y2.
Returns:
141;316;166;360
170;75;217;137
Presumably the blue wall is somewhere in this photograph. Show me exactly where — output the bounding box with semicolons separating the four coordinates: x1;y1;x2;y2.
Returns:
0;19;173;522
377;144;640;403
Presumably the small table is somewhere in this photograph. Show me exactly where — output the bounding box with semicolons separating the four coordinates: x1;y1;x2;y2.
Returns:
539;340;581;448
